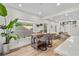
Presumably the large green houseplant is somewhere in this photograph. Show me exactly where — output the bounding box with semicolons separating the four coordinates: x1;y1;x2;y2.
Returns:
0;3;7;17
1;18;20;44
0;3;21;54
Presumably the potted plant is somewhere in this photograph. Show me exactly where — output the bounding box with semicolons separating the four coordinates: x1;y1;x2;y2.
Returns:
1;19;21;54
0;3;21;55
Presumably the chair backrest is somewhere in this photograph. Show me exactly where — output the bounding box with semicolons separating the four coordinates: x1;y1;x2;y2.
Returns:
40;34;48;42
48;34;53;40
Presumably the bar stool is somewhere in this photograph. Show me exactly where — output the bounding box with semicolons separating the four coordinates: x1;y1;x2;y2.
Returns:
47;34;53;47
31;35;36;49
37;35;48;51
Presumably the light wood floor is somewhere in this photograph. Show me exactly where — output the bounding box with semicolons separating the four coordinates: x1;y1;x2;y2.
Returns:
6;39;65;56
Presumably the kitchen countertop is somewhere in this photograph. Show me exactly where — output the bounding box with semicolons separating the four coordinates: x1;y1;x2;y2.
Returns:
54;36;79;56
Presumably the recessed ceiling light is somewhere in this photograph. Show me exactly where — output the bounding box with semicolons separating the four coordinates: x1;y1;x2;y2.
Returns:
65;13;68;16
18;4;22;7
38;11;42;15
69;17;71;19
57;3;60;6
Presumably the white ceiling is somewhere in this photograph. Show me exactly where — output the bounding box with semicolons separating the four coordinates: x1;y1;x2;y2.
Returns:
3;3;79;23
4;3;79;17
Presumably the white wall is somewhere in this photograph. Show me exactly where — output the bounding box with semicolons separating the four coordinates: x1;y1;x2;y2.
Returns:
47;22;59;33
9;37;31;50
59;21;79;36
33;23;44;32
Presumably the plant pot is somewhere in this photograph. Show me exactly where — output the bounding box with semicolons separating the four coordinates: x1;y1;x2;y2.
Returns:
0;43;3;55
2;43;9;55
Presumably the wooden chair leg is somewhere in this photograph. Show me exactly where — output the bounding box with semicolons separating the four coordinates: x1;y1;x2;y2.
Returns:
47;40;52;47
